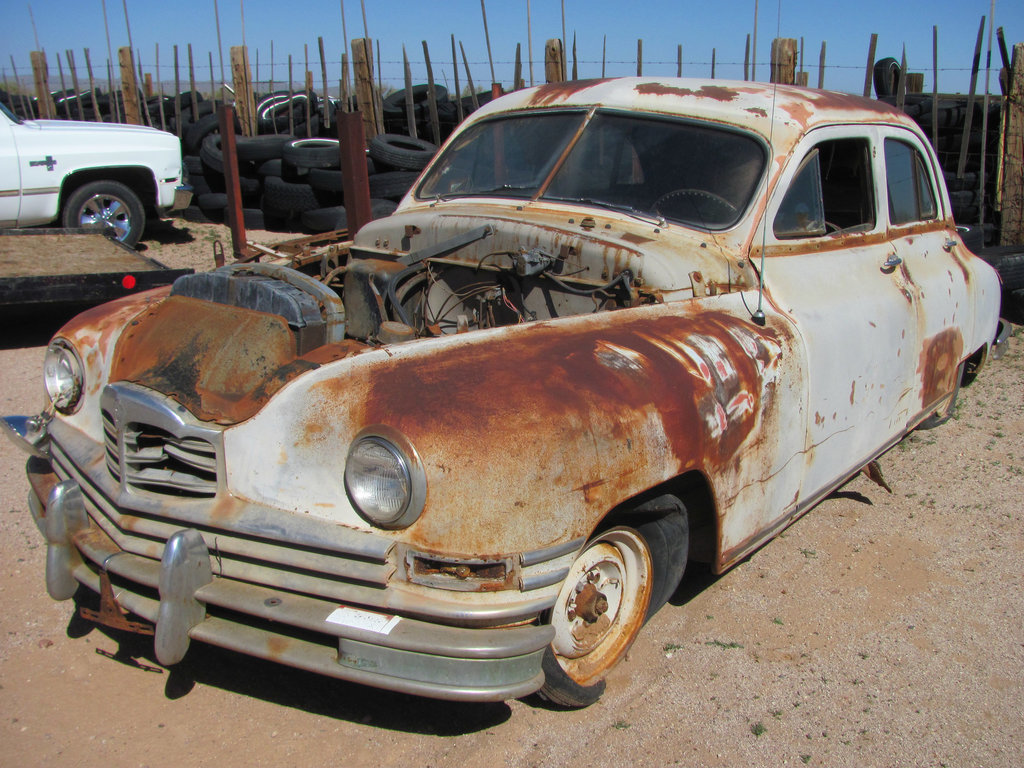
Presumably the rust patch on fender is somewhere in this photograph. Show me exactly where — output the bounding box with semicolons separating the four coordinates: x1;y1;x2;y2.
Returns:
918;328;963;410
635;83;738;101
327;308;791;554
527;78;610;107
746;107;768;118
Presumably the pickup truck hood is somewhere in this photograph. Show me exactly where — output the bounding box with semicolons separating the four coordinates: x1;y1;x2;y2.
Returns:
24;118;176;141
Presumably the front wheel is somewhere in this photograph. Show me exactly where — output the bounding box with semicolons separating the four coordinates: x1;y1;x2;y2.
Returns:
539;527;653;708
62;180;146;247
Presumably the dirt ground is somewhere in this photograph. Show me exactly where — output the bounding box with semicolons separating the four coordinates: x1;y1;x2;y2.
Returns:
1;218;1022;768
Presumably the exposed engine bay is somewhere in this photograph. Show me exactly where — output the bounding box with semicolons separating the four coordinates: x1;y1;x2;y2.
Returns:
173;221;670;349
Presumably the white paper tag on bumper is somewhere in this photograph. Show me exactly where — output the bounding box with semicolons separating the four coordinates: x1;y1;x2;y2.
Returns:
325;606;401;635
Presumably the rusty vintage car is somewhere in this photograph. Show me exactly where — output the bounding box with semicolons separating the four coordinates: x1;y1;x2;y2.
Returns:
3;78;1011;708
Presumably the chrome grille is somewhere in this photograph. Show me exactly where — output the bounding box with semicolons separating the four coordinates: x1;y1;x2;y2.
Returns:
101;383;222;499
122;422;217;496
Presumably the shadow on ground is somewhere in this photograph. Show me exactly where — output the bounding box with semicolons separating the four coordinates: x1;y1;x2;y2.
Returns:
67;588;512;735
0;306;93;349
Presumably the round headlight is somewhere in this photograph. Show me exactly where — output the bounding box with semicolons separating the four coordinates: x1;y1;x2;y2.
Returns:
43;339;84;414
344;427;426;529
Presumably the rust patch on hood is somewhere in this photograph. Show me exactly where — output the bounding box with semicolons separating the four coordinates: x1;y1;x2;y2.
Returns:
635;83;738;101
621;232;656;245
918;327;963;410
527;78;610;107
109;295;364;424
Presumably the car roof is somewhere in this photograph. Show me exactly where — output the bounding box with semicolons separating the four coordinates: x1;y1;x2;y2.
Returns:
468;77;921;152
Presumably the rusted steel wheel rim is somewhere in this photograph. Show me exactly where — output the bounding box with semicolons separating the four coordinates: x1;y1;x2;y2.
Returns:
550;527;653;687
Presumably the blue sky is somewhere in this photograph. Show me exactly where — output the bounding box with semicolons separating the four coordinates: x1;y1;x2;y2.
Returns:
2;0;1021;97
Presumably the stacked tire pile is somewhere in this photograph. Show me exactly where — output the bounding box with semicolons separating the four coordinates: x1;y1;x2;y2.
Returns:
182;130;438;233
380;84;492;143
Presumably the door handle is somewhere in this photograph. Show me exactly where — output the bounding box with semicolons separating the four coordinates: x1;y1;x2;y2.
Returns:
943;239;957;252
883;253;902;269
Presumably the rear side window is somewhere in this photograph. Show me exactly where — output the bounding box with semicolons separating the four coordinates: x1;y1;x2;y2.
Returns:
884;139;938;225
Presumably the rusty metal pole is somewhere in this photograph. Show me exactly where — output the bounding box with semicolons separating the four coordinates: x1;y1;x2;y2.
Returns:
338;110;372;236
217;104;250;262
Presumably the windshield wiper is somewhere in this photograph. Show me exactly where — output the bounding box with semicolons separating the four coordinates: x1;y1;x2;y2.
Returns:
471;184;537;196
433;184;537;202
544;195;666;226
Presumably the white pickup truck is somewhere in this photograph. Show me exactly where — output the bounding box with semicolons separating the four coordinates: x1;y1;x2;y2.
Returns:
0;100;190;247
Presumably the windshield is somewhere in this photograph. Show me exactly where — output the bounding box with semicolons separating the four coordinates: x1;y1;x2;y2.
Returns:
417;110;765;230
0;99;24;124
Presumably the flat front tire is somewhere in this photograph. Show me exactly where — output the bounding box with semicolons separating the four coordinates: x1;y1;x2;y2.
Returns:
62;180;145;247
539;527;653;708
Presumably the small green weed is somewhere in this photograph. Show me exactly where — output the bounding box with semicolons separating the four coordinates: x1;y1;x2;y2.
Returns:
706;639;744;649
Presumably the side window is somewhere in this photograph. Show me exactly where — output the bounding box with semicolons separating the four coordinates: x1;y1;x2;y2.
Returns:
884;138;938;225
774;137;875;239
774;151;825;237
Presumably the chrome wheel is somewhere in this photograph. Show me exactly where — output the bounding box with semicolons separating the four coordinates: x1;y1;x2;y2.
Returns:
76;192;133;241
62;180;145;247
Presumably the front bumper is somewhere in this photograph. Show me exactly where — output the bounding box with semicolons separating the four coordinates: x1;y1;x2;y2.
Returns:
167;183;192;214
15;420;564;702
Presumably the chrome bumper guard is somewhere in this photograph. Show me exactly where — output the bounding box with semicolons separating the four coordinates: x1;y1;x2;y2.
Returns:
33;458;556;703
991;319;1012;362
170;184;193;212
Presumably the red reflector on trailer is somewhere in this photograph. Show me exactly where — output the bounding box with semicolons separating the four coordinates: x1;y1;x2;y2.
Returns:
122;275;137;290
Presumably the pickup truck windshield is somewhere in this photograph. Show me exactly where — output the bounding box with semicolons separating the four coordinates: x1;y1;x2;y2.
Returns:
0;100;23;124
417;110;765;230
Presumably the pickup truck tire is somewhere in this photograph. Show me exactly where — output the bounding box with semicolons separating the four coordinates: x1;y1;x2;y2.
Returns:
540;526;653;708
61;180;145;248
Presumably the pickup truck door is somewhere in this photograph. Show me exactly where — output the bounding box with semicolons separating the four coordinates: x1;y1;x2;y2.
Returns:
758;125;922;506
881;129;975;419
10;118;62;226
0;109;20;226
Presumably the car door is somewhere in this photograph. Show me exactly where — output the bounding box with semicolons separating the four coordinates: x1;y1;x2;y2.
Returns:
881;129;974;419
758;124;922;506
0;106;21;226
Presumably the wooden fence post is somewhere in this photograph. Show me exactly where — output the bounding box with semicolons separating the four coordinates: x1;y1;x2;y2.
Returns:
423;41;441;145
30;51;56;118
118;46;142;125
230;46;256;137
770;38;797;85
818;41;826;89
545;39;564;84
352;38;378;142
863;33;878;98
998;43;1023;245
